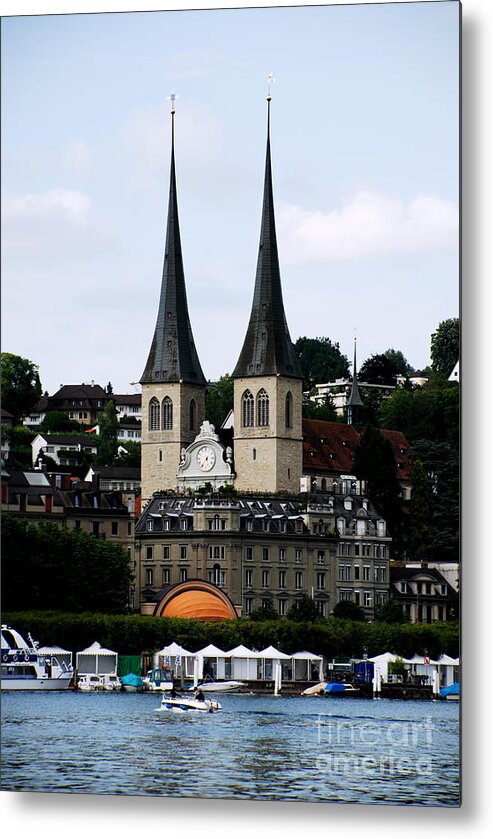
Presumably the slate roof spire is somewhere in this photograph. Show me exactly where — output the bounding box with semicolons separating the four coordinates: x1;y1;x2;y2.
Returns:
232;87;302;380
140;96;206;386
346;337;364;427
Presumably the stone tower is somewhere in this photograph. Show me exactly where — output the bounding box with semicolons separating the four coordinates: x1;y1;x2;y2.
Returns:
140;101;207;502
232;95;303;493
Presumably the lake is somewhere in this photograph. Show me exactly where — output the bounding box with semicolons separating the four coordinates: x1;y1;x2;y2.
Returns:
0;691;460;806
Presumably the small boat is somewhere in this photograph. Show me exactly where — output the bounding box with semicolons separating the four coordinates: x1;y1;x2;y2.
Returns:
101;674;121;691
324;682;360;695
439;682;460;701
189;677;244;693
121;673;144;692
142;667;174;692
302;682;326;696
77;673;104;691
159;695;222;714
1;625;74;690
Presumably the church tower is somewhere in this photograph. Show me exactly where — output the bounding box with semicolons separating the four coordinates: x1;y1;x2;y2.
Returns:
232;90;303;493
140;97;207;501
346;337;364;430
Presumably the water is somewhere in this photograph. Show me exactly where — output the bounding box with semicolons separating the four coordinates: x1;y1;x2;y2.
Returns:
1;691;460;806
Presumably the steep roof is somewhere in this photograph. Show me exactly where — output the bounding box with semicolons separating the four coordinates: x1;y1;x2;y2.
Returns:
140;109;206;387
50;384;107;402
232;99;302;380
302;418;411;481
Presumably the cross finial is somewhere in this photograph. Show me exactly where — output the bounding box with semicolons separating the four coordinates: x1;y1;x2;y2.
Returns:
167;90;178;114
267;72;275;101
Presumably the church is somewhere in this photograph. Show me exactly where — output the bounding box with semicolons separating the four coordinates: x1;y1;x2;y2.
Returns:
135;93;410;621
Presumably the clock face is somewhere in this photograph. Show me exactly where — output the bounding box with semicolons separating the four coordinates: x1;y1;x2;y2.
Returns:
197;445;216;472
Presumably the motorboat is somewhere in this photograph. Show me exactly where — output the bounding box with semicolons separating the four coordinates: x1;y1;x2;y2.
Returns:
77;673;104;691
1;625;74;690
301;682;326;696
142;667;174;692
159;694;222;714
121;673;144;692
189;676;244;693
101;674;121;691
324;682;360;695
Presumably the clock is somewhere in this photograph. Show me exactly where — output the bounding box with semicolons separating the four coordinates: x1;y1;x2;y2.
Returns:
197;445;216;472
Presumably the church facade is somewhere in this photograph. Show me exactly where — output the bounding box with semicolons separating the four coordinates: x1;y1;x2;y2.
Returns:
135;95;398;620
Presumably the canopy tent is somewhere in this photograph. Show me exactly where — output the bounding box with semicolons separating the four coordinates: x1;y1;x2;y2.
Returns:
291;650;324;682
76;641;118;676
226;644;260;681
194;643;229;680
37;645;73;668
156;641;195;678
258;645;291;681
367;652;400;682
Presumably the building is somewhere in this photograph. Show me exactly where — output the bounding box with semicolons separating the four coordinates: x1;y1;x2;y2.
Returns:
32;433;98;468
389;566;457;623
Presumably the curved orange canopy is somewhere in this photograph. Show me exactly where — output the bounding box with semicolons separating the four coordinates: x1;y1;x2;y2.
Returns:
161;589;236;621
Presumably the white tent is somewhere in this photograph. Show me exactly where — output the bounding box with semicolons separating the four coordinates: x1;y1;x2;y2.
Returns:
76;641;118;676
258;645;291;680
291;650;324;681
38;645;73;668
226;644;260;680
195;643;228;680
367;652;400;682
157;641;194;678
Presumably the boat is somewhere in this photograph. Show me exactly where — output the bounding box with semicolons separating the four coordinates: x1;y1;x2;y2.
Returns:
301;682;326;696
77;673;104;691
159;695;222;714
120;673;144;692
1;625;74;690
324;682;360;695
439;682;460;701
189;676;244;693
101;673;122;691
142;666;174;692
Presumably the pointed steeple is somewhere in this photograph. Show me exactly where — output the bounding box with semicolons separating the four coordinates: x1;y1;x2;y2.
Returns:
140;99;206;386
346;337;364;427
232;93;302;380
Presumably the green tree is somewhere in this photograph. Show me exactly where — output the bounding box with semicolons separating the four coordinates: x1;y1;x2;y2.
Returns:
287;594;320;622
1;514;133;613
430;318;460;376
95;399;119;466
378;381;459;447
383;348;413;377
302;395;339;422
412;441;459;563
332;601;366;621
1;353;42;422
374;600;409;624
249;599;279;621
1;424;35;468
294;336;350;391
205;374;234;430
407;459;430;562
353;423;404;557
359;353;398;386
40;411;81;433
115;441;141;468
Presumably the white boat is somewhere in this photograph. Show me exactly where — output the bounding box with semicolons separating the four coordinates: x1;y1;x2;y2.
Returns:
77;673;104;691
101;674;122;691
142;667;174;692
1;625;74;690
189;677;244;693
159;695;222;714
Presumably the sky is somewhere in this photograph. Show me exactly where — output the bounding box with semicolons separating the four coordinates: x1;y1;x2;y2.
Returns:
1;1;460;396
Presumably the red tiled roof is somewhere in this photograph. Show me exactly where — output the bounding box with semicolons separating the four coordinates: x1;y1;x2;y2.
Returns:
302;419;411;481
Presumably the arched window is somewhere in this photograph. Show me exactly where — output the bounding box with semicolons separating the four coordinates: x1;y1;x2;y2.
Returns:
212;563;221;586
162;396;173;430
257;389;269;427
242;390;254;427
285;391;293;428
189;398;196;431
149;397;160;430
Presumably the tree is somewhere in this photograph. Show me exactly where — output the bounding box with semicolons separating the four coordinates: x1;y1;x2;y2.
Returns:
205;374;234;430
374;600;409;624
1;353;42;422
383;348;413;377
359;353;398;386
1;513;133;613
411;441;459;564
407;458;430;562
287;594;320;622
332;601;366;621
430;318;459;376
294;337;350;391
353;423;404;556
40;411;81;433
302;395;339;422
378;380;459;447
115;441;141;468
95;399;119;466
249;599;279;621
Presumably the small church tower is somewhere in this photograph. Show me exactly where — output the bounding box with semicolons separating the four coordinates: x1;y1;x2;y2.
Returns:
346;337;364;430
232;87;303;493
140;96;207;501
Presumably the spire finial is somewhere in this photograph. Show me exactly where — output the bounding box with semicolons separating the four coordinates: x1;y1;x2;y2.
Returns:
267;72;275;101
168;90;178;115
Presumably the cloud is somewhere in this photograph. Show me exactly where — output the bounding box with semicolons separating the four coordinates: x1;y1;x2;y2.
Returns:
2;188;108;253
277;191;459;263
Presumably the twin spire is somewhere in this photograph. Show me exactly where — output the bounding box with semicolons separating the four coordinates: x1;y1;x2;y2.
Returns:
141;85;302;386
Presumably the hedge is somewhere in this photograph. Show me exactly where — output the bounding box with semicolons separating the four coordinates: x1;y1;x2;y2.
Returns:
2;611;460;660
